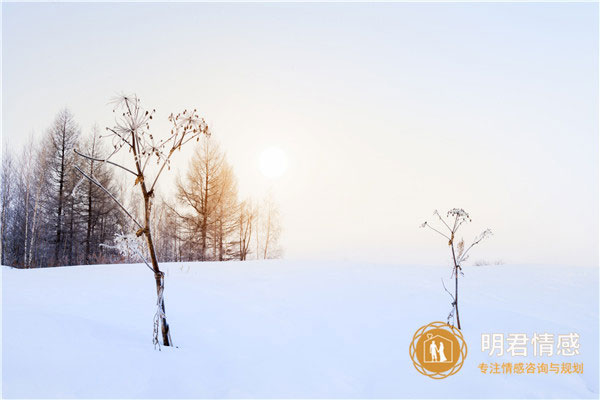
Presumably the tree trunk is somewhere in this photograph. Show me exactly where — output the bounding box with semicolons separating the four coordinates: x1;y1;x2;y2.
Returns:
454;265;461;329
143;194;172;347
85;162;93;264
450;242;462;329
0;196;6;266
263;209;271;259
23;178;30;267
27;158;46;268
201;172;209;261
68;198;74;265
54;122;68;265
145;225;171;346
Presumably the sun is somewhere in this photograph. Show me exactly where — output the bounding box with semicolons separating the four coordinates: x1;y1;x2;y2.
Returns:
259;146;288;178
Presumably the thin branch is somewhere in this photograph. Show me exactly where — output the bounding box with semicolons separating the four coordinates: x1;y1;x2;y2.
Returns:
74;149;137;176
424;223;450;240
451;214;459;234
149;157;170;193
458;229;492;264
434;210;453;233
74;165;143;230
441;278;456;302
105;127;132;148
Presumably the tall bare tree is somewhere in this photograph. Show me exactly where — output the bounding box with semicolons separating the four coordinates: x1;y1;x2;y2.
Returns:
20;138;35;267
211;163;238;261
77;126;122;265
260;194;282;259
45;109;80;265
150;195;181;262
237;199;255;261
0;152;15;266
24;142;51;268
174;136;229;261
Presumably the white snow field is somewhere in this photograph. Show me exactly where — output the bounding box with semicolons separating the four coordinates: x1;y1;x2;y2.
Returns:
2;261;598;398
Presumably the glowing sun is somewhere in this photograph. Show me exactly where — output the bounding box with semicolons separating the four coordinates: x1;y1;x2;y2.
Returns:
259;146;288;178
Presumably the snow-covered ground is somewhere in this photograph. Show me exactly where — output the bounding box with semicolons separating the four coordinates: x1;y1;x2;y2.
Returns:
2;261;598;398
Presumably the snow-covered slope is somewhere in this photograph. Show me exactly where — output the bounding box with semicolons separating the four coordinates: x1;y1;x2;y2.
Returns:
2;261;598;398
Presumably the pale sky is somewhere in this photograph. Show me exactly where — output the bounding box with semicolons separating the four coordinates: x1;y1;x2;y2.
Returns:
2;2;598;266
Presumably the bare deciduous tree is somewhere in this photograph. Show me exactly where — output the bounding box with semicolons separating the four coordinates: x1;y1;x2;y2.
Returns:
0;152;15;266
211;163;238;261
259;194;282;260
173;136;232;261
25;144;49;268
237;199;255;261
74;94;210;347
421;208;492;329
46;109;80;265
77;126;121;265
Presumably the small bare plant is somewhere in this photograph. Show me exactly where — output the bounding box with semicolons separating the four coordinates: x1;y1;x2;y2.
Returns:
421;208;492;329
74;94;210;348
474;259;504;266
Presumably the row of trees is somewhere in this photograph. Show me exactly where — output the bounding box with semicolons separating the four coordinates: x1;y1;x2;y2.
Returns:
0;109;281;268
169;136;281;262
1;110;123;267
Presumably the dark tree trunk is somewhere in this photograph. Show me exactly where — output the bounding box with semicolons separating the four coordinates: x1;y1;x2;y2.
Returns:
55;158;64;264
450;242;462;329
201;172;209;261
143;195;171;347
127;121;173;348
454;266;461;329
68;198;74;265
85;159;93;264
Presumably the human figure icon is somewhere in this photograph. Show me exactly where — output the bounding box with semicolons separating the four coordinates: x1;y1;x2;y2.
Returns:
438;341;447;362
429;340;438;362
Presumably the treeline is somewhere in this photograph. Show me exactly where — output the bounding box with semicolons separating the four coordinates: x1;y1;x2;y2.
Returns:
0;109;281;268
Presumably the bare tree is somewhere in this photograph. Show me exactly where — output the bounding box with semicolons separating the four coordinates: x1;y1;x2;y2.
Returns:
74;94;210;347
237;199;255;261
211;163;238;261
151;195;181;262
45;110;80;265
251;195;282;260
260;194;282;259
64;158;83;265
24;143;51;268
421;208;492;329
20;138;35;267
174;136;228;261
0;152;15;266
78;126;121;265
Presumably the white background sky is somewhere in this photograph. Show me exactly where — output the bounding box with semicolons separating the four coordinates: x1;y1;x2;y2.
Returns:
2;2;598;266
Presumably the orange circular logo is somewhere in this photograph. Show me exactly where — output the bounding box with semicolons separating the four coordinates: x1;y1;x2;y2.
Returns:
409;321;467;379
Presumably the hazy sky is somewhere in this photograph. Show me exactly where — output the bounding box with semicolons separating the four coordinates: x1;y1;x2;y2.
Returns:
2;2;598;266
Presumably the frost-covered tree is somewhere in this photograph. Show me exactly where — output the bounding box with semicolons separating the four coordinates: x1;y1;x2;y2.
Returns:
421;208;492;329
74;94;210;347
